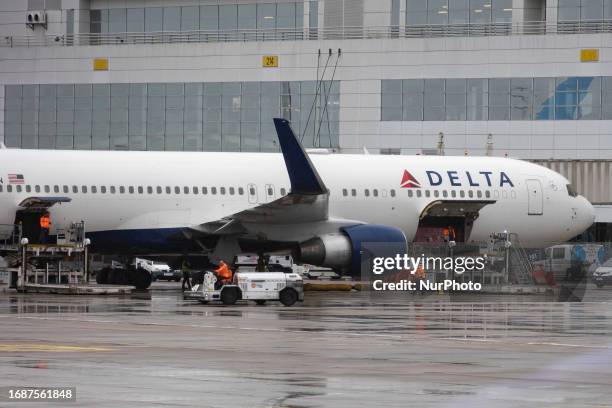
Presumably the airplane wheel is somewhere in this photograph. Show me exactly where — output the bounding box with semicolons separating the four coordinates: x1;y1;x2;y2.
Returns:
96;268;109;284
132;267;152;290
199;300;209;305
279;288;298;307
255;300;266;306
221;287;239;305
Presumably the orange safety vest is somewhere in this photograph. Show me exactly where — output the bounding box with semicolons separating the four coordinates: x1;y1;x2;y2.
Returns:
40;215;50;229
215;262;233;281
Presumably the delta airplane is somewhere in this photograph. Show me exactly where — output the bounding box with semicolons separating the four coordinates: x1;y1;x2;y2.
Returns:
0;119;595;275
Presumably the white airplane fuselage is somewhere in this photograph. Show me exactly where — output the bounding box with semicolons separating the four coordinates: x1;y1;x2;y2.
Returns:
0;149;595;250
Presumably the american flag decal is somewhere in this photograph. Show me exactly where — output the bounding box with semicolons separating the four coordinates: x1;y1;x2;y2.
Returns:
8;174;24;184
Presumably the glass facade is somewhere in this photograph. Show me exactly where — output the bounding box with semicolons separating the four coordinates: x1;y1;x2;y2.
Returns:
406;0;513;25
558;0;612;21
91;3;305;34
4;81;339;151
381;77;609;121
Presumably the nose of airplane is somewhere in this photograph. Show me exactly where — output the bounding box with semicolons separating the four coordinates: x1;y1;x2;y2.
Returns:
575;195;596;234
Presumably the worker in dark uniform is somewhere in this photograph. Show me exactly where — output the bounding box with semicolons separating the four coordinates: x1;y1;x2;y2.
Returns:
181;259;192;291
39;213;51;244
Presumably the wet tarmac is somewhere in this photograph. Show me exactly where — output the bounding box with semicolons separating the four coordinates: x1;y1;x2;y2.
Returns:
1;283;612;407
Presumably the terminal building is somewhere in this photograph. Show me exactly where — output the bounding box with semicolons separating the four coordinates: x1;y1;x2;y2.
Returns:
0;0;611;239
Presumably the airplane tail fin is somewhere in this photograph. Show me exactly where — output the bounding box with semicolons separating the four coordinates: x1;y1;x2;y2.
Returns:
273;118;327;195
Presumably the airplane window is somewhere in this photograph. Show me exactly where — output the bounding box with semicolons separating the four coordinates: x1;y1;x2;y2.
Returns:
477;190;482;198
468;191;473;198
53;185;58;193
342;188;348;196
82;186;88;193
137;186;143;194
351;189;356;196
35;185;41;193
7;185;12;193
450;190;456;198
202;187;208;195
390;189;396;197
166;186;171;194
443;190;448;198
44;185;50;193
239;187;244;195
62;185;68;193
249;187;255;196
174;186;180;194
425;190;430;197
17;185;22;193
92;186;98;193
485;190;490;198
416;190;421;197
120;186;125;194
373;189;378;197
193;187;199;194
221;187;226;195
280;188;285;196
408;190;413;197
229;187;235;195
147;186;153;194
101;186;107;194
111;186;116;194
460;191;465;198
156;186;162;194
365;189;370;197
72;185;77;193
266;187;272;196
434;190;439;198
212;187;217;195
183;186;189;194
129;186;135;194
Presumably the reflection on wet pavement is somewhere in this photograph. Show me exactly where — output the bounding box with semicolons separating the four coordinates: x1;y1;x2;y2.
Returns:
1;285;612;407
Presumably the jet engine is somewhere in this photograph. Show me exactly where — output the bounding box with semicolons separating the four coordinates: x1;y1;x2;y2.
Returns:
297;224;407;276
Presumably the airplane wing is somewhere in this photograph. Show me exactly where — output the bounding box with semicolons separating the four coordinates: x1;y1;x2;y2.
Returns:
191;118;354;237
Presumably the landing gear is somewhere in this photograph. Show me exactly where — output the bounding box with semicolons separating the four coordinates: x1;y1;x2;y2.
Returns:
94;265;151;290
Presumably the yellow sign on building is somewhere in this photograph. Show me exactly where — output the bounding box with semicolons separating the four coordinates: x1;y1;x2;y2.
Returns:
93;58;109;71
580;49;599;62
262;55;278;67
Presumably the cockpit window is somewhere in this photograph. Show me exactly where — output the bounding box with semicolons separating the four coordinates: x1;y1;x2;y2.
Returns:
566;184;578;197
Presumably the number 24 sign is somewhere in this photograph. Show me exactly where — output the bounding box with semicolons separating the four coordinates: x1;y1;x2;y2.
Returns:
262;55;278;67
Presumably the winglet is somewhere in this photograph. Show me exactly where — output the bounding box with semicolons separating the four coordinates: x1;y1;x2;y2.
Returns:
273;118;327;195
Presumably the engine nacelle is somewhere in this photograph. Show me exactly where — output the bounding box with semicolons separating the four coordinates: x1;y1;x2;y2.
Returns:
297;225;408;276
298;233;352;269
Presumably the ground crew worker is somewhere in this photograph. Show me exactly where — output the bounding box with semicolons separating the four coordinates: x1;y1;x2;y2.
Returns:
181;259;192;291
39;213;51;244
214;260;233;286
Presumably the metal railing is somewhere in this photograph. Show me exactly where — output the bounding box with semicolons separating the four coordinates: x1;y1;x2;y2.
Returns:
0;224;21;250
2;20;612;47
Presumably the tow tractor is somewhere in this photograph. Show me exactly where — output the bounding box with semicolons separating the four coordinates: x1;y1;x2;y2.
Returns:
184;271;304;306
